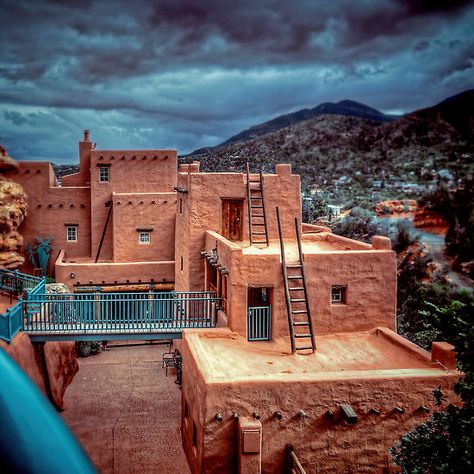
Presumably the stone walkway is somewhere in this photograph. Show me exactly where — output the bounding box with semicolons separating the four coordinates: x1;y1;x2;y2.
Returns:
61;342;190;474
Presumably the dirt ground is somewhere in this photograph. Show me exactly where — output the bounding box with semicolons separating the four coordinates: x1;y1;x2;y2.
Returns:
61;341;190;474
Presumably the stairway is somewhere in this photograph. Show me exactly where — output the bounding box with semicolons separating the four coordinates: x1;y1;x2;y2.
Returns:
276;207;316;353
246;163;269;247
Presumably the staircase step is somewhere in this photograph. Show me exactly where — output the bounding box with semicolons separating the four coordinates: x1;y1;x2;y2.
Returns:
295;346;314;351
291;309;308;314
294;333;312;338
293;321;310;326
288;287;304;291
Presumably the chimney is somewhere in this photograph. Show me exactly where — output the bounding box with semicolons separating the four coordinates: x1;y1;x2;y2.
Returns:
83;130;90;142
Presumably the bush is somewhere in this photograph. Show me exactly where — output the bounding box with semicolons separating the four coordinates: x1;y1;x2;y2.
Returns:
75;341;101;357
391;294;474;472
331;207;389;242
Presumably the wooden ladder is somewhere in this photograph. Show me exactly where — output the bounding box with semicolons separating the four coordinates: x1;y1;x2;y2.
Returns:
246;163;269;247
276;207;316;354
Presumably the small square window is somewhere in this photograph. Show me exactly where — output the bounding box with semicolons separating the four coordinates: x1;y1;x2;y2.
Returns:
138;232;151;244
331;285;347;304
66;226;78;242
99;166;110;182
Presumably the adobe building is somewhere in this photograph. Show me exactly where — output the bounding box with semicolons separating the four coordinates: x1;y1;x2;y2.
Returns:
4;132;459;473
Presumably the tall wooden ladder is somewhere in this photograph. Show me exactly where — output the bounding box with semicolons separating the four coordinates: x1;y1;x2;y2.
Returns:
276;207;316;354
246;163;269;247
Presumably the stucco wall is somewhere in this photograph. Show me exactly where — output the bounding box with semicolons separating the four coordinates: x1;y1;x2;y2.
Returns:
181;332;459;473
5;162;91;274
203;232;396;341
175;166;301;292
112;192;176;263
55;250;175;291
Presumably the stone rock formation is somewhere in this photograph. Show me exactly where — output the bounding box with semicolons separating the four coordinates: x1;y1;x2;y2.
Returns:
0;145;27;269
0;332;79;410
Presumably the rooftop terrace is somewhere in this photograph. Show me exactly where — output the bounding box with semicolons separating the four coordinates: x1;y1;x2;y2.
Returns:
185;327;450;383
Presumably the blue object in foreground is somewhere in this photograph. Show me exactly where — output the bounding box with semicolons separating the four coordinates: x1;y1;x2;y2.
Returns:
0;348;96;473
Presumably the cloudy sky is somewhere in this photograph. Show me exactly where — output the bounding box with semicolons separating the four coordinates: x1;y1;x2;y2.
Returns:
1;0;473;163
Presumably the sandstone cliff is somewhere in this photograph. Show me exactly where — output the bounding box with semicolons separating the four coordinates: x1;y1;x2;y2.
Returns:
0;145;27;269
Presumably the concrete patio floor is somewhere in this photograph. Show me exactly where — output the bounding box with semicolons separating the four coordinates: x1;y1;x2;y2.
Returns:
61;341;190;474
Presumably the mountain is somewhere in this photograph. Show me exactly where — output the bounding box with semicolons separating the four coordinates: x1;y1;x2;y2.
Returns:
189;99;398;156
222;100;398;146
184;90;474;205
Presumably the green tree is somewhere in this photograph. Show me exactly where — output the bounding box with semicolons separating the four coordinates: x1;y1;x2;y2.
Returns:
301;190;331;224
331;206;388;242
390;295;474;473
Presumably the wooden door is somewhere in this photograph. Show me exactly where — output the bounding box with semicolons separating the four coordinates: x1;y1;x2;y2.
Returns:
222;199;243;241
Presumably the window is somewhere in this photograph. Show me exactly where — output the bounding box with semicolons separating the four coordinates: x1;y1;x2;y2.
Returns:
99;166;110;182
138;232;151;244
179;198;183;215
180;256;184;272
331;285;347;304
66;225;78;242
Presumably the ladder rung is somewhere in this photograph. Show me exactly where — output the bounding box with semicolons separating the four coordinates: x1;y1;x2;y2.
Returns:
291;310;308;314
295;346;314;351
251;223;265;226
287;276;302;280
251;205;264;209
289;287;304;291
252;232;267;235
290;298;306;303
293;321;310;326
286;264;302;269
248;179;261;183
294;334;312;338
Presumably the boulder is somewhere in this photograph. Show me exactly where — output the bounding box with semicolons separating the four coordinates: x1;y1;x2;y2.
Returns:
0;146;27;269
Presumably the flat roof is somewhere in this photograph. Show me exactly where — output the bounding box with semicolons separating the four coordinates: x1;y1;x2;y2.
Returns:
185;328;449;384
237;237;369;257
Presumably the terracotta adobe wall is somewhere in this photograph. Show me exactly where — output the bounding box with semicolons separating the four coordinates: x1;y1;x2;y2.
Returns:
304;249;397;334
89;150;177;262
175;165;301;291
112;192;176;263
55;250;175;291
61;136;93;187
203;231;396;341
4;162;91;274
180;331;459;473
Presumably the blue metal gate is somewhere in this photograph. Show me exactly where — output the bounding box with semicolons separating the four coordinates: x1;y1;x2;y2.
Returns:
247;306;271;341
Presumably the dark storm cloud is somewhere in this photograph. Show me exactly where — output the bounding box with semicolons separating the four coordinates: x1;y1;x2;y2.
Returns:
0;0;473;162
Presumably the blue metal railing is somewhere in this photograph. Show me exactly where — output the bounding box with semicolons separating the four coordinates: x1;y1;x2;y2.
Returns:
247;306;272;341
1;270;45;343
0;269;43;295
24;291;220;336
0;299;23;343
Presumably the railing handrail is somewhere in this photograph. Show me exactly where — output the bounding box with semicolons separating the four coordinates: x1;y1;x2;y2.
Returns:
0;268;42;282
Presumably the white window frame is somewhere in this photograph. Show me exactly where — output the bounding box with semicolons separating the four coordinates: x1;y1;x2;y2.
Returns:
99;166;110;182
331;285;346;304
138;232;151;245
66;225;78;242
